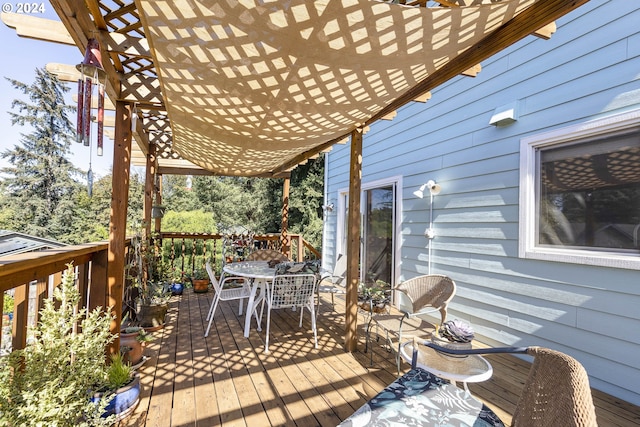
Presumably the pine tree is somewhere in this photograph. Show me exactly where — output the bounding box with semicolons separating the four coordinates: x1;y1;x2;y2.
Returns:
0;68;82;241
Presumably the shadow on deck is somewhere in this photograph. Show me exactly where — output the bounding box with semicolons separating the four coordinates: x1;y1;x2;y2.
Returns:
123;289;640;427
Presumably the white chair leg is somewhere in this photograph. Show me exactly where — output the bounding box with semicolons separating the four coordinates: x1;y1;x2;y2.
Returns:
206;293;216;321
204;295;221;338
264;305;272;353
299;306;304;327
238;299;244;316
310;302;318;348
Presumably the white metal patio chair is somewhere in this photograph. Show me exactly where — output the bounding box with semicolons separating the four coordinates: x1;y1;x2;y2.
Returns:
261;273;318;353
316;253;347;314
204;261;254;338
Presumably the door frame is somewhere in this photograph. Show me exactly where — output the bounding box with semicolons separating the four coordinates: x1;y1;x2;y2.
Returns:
336;175;402;287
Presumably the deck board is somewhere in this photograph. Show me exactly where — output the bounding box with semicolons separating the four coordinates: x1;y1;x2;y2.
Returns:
123;290;640;427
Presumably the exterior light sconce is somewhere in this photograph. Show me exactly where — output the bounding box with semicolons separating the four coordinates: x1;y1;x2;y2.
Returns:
322;202;335;213
414;180;441;274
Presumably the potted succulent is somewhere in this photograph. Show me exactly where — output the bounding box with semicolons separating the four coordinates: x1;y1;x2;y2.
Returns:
190;267;210;293
92;353;141;421
431;319;475;358
357;280;391;313
0;263;116;426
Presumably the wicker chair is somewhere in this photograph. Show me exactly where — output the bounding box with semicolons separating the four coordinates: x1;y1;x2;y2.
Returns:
414;341;599;427
340;340;598;426
245;248;288;262
366;274;456;372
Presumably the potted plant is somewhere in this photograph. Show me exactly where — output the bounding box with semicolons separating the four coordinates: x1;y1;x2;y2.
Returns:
92;353;141;421
0;263;116;426
130;231;171;330
431;319;475;358
357;280;391;313
119;326;153;367
190;267;210;293
168;266;185;295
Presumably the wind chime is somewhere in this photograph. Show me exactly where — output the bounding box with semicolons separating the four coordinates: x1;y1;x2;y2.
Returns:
76;38;106;196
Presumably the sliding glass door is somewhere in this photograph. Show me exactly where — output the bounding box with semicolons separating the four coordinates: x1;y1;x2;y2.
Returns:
362;185;395;287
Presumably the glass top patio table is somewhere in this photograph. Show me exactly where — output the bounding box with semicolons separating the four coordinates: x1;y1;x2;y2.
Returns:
399;340;493;391
222;261;276;337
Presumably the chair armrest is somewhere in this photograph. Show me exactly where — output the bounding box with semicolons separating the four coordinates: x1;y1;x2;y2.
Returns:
410;337;529;368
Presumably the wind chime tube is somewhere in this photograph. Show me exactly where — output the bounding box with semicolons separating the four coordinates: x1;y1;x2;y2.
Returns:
83;77;92;146
76;79;85;144
97;82;104;156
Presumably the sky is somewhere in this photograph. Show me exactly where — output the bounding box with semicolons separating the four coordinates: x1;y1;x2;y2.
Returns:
0;1;115;179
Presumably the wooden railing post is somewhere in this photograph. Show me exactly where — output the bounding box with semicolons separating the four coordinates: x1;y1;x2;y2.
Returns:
90;247;109;311
34;277;48;325
12;283;29;351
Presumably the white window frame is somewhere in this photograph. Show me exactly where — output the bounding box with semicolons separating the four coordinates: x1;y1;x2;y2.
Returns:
519;108;640;270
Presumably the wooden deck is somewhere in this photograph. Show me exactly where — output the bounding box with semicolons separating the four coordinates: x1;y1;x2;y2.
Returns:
123;289;640;427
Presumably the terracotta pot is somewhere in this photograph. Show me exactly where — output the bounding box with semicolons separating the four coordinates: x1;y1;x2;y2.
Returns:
192;278;209;293
120;329;145;366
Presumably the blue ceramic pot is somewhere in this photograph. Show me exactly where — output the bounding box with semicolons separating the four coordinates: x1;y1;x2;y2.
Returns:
171;282;184;295
92;373;141;421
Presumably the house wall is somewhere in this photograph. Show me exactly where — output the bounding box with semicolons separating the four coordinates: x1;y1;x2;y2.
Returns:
322;0;640;406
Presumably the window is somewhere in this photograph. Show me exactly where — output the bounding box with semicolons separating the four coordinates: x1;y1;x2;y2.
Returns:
519;109;640;270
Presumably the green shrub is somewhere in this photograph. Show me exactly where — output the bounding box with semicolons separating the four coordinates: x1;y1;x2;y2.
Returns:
0;263;116;426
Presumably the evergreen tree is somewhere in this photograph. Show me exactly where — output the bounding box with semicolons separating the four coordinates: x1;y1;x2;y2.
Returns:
0;68;82;241
289;154;324;249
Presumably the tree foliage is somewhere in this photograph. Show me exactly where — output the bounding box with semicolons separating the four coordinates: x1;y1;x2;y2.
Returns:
0;68;325;251
0;68;82;241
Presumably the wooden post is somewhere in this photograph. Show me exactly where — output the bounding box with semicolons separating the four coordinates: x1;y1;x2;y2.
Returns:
90;248;109;311
107;100;132;355
11;284;28;351
280;176;290;257
144;143;156;237
155;173;163;235
34;277;48;324
345;128;363;352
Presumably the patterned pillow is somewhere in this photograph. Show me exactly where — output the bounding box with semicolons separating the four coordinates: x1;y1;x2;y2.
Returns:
274;260;321;279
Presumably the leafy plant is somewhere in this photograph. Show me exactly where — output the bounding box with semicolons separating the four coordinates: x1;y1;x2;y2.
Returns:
0;263;116;426
129;230;170;305
190;267;208;280
123;326;154;343
358;280;391;303
106;354;133;390
2;293;13;314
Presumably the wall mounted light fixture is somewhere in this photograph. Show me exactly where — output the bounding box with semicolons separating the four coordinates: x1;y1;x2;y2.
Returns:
322;202;335;213
414;180;441;274
412;180;441;198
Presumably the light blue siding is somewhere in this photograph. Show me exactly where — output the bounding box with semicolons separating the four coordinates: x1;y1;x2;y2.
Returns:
323;1;640;406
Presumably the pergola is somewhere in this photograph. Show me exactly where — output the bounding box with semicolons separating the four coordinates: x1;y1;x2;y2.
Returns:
2;0;588;351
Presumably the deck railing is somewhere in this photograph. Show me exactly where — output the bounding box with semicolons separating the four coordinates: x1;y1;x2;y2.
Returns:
0;233;319;355
0;241;118;354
